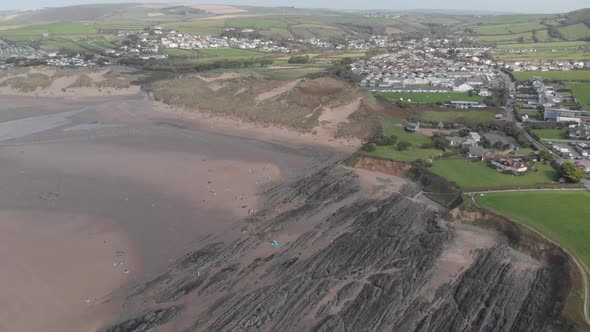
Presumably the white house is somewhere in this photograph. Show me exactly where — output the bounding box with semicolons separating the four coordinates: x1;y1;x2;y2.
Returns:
454;83;474;92
479;88;492;96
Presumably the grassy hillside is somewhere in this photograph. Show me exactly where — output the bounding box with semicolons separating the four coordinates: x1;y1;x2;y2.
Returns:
2;5;437;43
470;9;590;44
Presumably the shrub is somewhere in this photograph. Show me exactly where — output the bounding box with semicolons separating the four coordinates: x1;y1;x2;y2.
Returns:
397;141;412;151
561;161;587;183
362;143;377;152
288;55;311;64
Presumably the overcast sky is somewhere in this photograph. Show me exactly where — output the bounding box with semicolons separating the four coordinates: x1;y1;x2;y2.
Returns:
1;0;587;14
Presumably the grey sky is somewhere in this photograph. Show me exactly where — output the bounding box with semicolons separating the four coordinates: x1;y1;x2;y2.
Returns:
1;0;587;14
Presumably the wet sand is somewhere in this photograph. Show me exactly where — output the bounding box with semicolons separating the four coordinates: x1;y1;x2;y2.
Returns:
0;93;344;331
0;211;134;332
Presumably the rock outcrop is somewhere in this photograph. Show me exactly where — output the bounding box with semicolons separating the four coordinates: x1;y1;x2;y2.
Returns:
107;165;570;332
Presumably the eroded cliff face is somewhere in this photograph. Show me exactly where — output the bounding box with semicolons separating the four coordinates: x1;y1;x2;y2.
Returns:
107;165;569;332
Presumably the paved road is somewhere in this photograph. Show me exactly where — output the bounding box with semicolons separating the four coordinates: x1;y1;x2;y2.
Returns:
502;74;566;165
500;71;516;123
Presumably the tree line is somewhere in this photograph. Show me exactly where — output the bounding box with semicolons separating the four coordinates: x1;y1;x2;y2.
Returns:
118;57;274;72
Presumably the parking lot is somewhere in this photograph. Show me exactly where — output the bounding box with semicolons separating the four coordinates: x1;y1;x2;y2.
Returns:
547;141;590;172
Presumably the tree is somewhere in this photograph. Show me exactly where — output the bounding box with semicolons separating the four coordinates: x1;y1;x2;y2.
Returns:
457;128;470;137
362;143;377;152
481;136;491;148
369;134;398;146
259;58;274;66
288;55;310;64
539;150;553;161
432;134;450;151
560;161;587;183
397;141;412;151
389;135;398;145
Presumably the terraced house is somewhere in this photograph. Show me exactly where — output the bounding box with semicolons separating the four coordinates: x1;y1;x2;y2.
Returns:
569;122;590;140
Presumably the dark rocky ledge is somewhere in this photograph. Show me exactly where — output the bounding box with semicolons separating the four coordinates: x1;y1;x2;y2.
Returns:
107;165;571;332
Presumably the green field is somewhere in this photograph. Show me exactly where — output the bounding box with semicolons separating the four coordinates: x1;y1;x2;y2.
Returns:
558;23;590;41
361;115;442;161
431;159;557;189
532;128;568;139
259;27;293;39
493;40;590;61
476;14;555;25
160;12;436;41
475;22;546;35
517;109;541;116
226;18;289;29
517;109;542;120
364;145;442;162
95;21;151;31
377;92;485;104
420;110;497;123
164;48;195;57
161;20;225;35
496;41;589;50
476;190;590;288
477;32;533;43
0;22;98;41
569;83;590;109
198;48;265;58
495;50;590;61
513;70;590;81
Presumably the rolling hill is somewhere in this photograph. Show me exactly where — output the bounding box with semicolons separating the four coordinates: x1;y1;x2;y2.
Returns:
467;8;590;44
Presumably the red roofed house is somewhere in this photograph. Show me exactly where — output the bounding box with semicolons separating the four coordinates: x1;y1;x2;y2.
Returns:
482;155;528;173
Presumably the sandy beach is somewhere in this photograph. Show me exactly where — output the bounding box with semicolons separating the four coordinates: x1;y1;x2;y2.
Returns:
0;211;135;332
0;92;343;331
